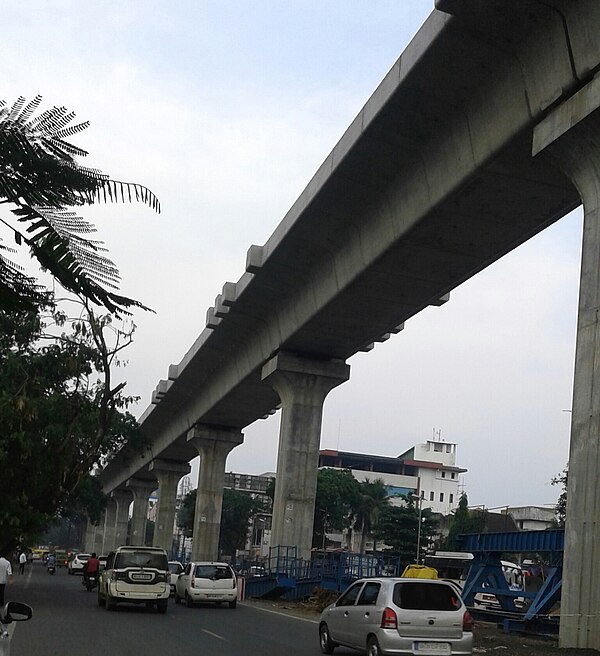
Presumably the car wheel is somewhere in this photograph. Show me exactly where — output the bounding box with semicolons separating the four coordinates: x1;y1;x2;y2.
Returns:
367;636;383;656
97;592;104;607
157;599;168;614
228;599;237;609
319;623;336;654
184;593;194;608
174;592;181;605
105;594;117;611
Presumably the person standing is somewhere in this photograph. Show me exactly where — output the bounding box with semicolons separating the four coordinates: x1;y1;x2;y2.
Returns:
18;551;26;575
0;553;12;606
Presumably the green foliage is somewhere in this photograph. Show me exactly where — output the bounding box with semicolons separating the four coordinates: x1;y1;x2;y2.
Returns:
177;489;196;538
219;489;267;560
313;468;361;548
442;493;486;550
353;478;390;553
0;297;144;553
551;466;568;527
0;95;159;316
372;496;438;566
176;488;267;559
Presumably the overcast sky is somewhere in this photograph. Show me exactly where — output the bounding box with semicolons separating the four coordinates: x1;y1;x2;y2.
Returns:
2;1;581;510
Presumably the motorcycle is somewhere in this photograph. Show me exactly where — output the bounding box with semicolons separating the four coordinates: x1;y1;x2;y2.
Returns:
47;564;56;575
83;572;98;592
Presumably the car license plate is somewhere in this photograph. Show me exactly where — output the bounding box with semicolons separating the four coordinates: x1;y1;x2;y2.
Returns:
415;642;451;655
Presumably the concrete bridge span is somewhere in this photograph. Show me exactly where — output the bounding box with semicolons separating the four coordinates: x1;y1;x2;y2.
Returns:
96;1;600;647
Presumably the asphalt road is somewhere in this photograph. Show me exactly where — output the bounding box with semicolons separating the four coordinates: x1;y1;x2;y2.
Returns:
5;563;330;656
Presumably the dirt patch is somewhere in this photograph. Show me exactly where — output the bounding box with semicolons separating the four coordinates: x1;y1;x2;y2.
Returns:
243;599;599;655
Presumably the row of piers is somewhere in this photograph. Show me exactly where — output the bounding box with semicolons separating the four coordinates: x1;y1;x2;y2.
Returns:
86;352;349;563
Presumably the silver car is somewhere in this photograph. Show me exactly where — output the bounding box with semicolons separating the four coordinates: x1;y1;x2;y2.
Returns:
319;577;473;656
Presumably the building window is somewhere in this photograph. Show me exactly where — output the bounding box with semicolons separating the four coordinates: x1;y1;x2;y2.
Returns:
446;445;452;453
434;443;443;452
441;471;446;478
450;494;454;504
420;490;425;499
440;492;444;502
451;472;455;479
429;491;434;501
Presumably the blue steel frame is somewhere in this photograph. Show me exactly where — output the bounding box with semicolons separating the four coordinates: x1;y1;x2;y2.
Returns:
459;529;563;622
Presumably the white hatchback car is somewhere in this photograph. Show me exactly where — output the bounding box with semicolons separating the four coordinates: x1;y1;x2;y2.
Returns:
68;553;90;575
168;561;184;595
174;561;238;608
319;577;473;656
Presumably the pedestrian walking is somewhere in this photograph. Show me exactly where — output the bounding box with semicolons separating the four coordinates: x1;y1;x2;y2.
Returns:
0;553;12;606
19;551;27;575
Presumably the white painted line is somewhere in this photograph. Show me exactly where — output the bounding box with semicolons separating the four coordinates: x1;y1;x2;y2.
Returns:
242;603;318;624
202;629;228;641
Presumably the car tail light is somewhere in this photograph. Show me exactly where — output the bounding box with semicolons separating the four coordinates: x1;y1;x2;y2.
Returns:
380;607;397;629
191;578;195;588
463;610;474;631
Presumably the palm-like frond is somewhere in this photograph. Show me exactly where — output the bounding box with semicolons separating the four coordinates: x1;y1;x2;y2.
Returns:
0;96;160;315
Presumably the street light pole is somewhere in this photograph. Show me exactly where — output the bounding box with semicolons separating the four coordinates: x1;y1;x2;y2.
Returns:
412;494;423;564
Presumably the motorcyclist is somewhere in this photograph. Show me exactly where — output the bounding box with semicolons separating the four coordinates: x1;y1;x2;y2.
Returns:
46;553;56;568
82;552;100;588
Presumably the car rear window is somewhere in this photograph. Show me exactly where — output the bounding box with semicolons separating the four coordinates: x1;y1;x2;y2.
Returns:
115;551;168;570
393;582;461;611
194;565;233;580
169;562;183;574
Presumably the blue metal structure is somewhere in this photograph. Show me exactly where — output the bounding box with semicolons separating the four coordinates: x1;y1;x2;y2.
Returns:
243;547;402;601
459;530;564;632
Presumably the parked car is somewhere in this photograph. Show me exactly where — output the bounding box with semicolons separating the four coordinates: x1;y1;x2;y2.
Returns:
168;561;184;595
318;577;473;656
98;545;170;613
68;553;90;575
174;561;238;608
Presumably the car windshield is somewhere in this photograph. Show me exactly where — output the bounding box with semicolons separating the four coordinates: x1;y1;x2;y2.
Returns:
78;555;89;561
194;565;232;579
393;582;461;611
168;563;183;574
115;552;168;569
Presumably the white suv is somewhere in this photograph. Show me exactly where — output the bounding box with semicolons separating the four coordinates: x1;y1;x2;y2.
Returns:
98;545;170;613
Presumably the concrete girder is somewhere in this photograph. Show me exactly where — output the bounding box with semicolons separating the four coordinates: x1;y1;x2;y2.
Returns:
187;426;244;561
534;74;600;651
262;352;350;561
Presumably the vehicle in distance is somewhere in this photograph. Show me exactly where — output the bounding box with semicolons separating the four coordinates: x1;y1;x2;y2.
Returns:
98;545;170;613
174;561;238;608
168;561;184;595
318;577;473;656
98;555;108;571
68;553;90;575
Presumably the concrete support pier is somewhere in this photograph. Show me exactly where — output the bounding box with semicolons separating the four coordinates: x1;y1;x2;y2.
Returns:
112;489;132;548
127;479;156;546
187;425;244;561
262;351;350;561
150;459;190;552
534;76;600;650
102;498;118;554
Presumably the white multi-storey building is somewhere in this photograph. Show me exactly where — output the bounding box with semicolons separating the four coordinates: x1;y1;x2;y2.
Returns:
318;439;466;515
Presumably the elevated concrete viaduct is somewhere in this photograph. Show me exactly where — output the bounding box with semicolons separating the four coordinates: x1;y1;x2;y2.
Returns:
97;2;600;647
